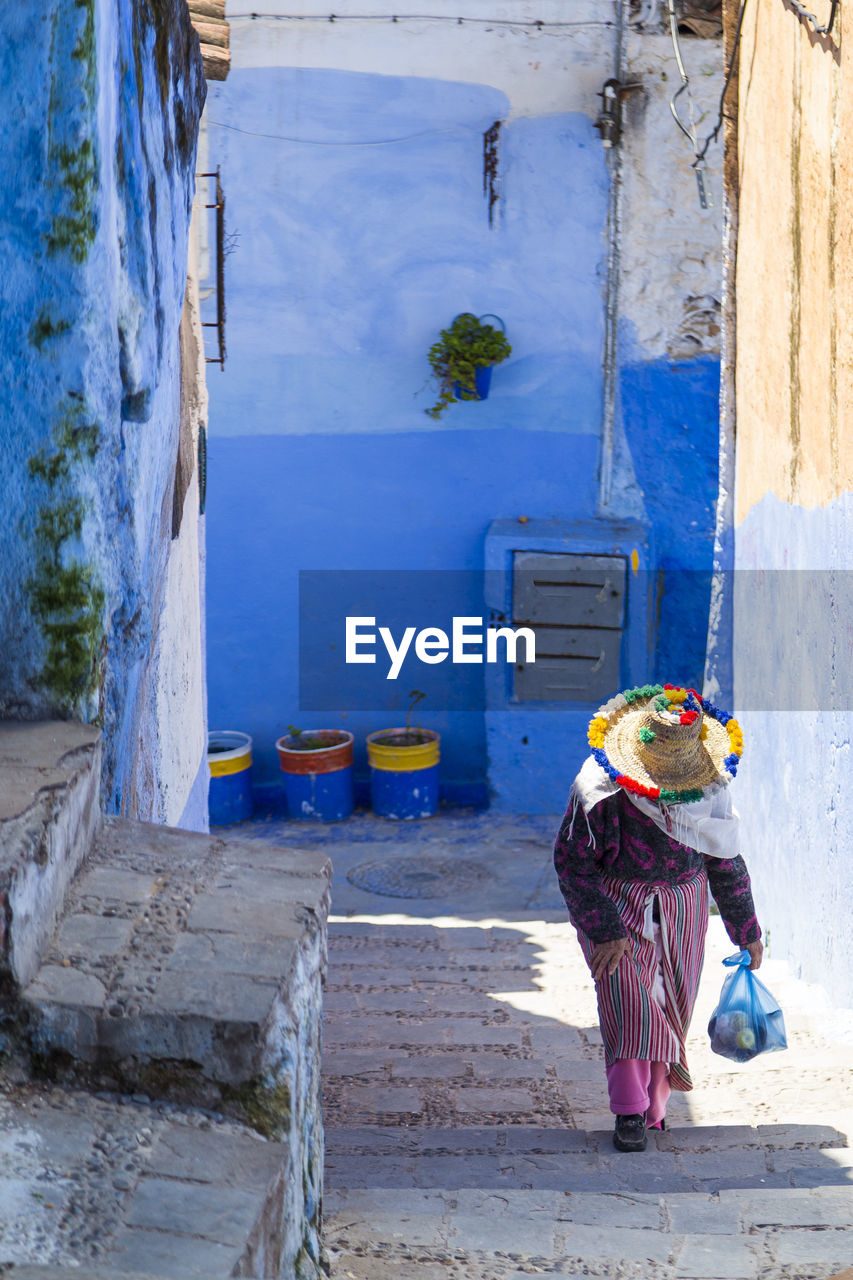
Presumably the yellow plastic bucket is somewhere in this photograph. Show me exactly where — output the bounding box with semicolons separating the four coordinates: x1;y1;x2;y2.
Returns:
366;729;440;819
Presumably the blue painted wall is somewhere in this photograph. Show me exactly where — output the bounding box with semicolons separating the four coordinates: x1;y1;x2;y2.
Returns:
620;353;721;694
207;430;600;790
205;65;722;809
730;491;853;1012
204;70;607;441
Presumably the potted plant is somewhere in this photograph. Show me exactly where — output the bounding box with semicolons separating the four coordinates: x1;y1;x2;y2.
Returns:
366;691;440;819
275;725;354;821
425;313;511;420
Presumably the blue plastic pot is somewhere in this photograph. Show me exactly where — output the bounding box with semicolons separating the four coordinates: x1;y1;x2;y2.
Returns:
208;731;254;824
453;365;492;402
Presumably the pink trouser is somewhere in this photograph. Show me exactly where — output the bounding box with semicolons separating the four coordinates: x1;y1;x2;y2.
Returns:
606;1059;671;1126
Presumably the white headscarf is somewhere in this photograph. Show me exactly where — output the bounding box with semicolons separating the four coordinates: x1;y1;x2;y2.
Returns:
568;755;741;861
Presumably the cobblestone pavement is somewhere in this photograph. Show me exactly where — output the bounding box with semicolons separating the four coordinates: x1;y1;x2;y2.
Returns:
227;807;853;1280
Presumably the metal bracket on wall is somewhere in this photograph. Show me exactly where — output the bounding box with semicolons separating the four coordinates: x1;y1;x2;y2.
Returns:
198;424;207;516
781;0;839;35
198;167;227;368
595;79;643;149
483;121;502;226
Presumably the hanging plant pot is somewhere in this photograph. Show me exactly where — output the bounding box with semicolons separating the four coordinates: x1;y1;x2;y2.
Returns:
276;729;354;822
208;730;254;825
425;313;510;419
366;728;440;820
453;364;492;402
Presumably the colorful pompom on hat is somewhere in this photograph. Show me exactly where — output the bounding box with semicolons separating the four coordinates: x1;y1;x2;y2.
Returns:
587;684;744;804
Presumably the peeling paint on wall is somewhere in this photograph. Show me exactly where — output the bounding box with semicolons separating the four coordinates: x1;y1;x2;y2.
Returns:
619;32;724;363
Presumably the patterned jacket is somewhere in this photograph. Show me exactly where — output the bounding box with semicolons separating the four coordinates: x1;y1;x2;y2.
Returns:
553;785;761;948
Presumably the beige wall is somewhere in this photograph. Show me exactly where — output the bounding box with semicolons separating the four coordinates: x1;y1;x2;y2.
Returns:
727;0;853;1016
734;0;852;521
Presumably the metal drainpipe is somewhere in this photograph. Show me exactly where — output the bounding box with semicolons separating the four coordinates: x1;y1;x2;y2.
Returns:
703;0;740;704
597;0;628;512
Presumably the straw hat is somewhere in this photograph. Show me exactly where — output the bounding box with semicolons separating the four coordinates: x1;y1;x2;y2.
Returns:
587;684;744;804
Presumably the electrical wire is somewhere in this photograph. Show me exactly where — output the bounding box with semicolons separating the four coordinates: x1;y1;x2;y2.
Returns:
693;0;749;169
667;0;702;155
228;11;617;27
667;0;749;205
207;117;460;145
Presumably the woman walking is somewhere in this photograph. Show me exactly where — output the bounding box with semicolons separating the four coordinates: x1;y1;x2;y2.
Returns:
553;684;763;1152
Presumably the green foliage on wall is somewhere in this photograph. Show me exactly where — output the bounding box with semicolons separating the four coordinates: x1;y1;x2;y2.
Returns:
29;312;72;350
27;399;105;715
46;0;99;263
46;139;98;262
222;1076;293;1140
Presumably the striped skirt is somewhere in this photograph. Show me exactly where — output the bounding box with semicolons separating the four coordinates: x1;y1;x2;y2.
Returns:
574;870;710;1091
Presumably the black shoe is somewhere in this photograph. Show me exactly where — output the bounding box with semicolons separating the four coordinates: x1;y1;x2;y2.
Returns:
613;1113;647;1152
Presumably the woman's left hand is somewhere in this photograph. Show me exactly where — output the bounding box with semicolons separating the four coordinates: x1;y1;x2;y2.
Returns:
745;939;763;970
590;937;631;982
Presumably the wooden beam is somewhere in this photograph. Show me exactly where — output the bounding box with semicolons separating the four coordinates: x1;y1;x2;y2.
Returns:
188;0;226;19
192;19;229;48
199;42;231;80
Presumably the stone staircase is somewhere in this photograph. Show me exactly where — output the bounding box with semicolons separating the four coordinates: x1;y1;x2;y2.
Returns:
316;894;853;1280
0;722;330;1279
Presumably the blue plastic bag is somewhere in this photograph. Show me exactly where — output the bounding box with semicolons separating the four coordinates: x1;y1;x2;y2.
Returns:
708;951;788;1063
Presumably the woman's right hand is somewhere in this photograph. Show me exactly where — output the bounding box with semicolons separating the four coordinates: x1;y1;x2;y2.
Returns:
590;936;631;982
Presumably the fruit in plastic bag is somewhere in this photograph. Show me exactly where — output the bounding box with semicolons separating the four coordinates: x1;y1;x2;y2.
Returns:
708;951;788;1064
709;1008;762;1061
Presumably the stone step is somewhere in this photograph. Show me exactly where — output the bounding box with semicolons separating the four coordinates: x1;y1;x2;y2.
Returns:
327;1121;851;1155
0;1270;175;1280
324;1184;853;1280
0;721;101;991
0;1270;189;1280
324;1124;853;1194
16;815;330;1133
0;1270;193;1280
0;1082;309;1277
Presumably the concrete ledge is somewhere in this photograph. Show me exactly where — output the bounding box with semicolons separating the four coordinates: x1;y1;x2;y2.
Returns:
0;720;101;989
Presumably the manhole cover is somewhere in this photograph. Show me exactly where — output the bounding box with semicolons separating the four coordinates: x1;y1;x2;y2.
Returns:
346;856;490;899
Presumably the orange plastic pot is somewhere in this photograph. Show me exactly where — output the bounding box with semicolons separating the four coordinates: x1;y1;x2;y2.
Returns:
275;730;354;821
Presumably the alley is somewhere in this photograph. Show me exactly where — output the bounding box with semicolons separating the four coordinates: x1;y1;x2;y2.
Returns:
244;809;853;1280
